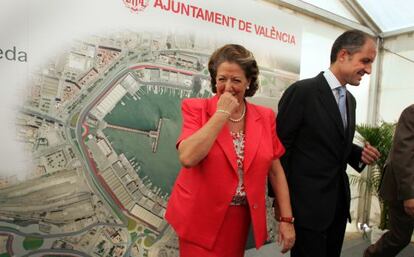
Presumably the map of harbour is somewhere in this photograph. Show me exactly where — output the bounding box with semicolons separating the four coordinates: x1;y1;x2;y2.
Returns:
0;31;298;257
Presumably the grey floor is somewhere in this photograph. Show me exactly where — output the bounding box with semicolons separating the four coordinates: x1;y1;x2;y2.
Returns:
245;234;414;257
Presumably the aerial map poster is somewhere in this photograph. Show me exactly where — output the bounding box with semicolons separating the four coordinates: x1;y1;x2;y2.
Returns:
0;0;302;256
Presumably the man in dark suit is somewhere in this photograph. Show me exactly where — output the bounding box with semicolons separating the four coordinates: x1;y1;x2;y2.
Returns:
364;105;414;257
274;30;381;257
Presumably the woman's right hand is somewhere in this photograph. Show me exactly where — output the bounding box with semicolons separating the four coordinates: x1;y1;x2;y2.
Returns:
216;92;239;116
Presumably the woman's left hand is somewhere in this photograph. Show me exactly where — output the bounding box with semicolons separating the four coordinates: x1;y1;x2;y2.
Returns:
277;222;295;254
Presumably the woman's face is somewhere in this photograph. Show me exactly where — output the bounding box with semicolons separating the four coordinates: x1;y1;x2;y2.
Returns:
215;61;250;103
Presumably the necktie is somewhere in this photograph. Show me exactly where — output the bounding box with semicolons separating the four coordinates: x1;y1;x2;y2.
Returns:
337;86;347;128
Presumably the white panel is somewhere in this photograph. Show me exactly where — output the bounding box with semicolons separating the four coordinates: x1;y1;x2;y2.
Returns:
302;0;360;22
378;34;414;122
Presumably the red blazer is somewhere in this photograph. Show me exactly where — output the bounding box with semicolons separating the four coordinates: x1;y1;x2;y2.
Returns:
165;96;284;249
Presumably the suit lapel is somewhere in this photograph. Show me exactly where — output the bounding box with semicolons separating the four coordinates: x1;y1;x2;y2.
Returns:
206;96;238;172
317;73;345;137
243;103;262;174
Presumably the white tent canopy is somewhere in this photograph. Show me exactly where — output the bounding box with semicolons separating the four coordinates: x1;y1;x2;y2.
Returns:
357;0;414;33
274;0;414;35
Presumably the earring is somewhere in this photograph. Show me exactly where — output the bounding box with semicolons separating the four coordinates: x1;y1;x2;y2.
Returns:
247;86;250;89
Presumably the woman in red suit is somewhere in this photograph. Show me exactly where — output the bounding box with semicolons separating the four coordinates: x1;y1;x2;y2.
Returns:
165;44;295;257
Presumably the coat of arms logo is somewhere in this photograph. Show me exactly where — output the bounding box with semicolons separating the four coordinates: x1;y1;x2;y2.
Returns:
123;0;150;13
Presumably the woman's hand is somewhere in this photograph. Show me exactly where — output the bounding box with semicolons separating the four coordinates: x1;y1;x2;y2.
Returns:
277;222;295;254
216;92;239;116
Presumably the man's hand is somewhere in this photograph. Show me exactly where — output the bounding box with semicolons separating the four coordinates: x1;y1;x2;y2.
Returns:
403;198;414;218
278;222;295;254
361;142;381;165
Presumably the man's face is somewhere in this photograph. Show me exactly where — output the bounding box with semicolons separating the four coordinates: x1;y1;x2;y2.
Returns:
337;38;377;86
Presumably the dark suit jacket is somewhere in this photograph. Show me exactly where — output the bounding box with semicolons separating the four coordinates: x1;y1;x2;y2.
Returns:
276;72;364;231
380;104;414;202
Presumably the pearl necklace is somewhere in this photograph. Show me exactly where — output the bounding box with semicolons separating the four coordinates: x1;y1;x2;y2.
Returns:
229;104;246;123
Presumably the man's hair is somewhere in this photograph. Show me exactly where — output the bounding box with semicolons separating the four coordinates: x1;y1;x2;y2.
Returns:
330;30;376;64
